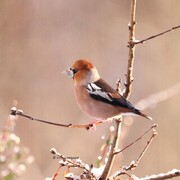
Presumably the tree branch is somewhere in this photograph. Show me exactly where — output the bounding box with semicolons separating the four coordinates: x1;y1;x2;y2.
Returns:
10;107;102;130
99;119;122;180
134;25;180;45
135;128;157;165
114;124;157;155
100;1;137;179
132;169;180;180
50;148;97;179
109;125;157;180
123;0;137;99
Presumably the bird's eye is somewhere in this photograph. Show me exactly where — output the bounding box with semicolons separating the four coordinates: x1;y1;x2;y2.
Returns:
70;68;79;75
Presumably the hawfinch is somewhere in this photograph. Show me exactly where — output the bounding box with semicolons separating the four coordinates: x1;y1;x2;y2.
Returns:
65;59;152;122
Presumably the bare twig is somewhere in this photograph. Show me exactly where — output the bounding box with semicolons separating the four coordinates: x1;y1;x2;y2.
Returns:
52;164;62;180
123;0;137;99
100;0;137;179
10;107;102;130
135;128;157;164
114;124;157;155
134;25;180;45
50;148;97;180
96;127;115;167
124;127;157;172
116;79;123;95
109;126;157;180
132;169;180;180
100;119;122;180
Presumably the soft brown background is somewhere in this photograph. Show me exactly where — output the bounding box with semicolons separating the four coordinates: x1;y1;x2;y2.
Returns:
0;0;180;179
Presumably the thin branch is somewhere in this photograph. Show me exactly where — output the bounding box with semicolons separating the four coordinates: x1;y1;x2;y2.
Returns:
134;25;180;45
116;79;123;95
109;127;157;180
135;128;157;164
50;148;97;179
52;164;62;180
10;107;102;130
123;0;137;99
114;124;157;155
101;0;137;179
96;127;115;167
100;119;122;180
132;169;180;180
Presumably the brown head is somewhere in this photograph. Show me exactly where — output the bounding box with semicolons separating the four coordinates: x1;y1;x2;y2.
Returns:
65;59;100;85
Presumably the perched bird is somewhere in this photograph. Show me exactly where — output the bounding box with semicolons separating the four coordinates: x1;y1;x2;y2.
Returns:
64;59;152;122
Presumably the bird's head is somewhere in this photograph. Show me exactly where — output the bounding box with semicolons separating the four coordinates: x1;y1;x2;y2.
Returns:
64;59;100;85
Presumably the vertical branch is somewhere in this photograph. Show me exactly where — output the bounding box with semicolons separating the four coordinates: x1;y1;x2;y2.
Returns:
100;1;137;179
100;119;122;180
124;0;137;99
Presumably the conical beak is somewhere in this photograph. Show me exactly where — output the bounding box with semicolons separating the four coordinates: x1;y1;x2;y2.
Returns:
62;68;74;78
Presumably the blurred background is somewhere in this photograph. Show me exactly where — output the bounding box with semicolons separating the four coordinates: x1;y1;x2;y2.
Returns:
0;0;180;179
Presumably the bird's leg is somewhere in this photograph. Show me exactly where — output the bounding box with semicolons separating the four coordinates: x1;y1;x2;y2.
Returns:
86;119;112;130
72;119;112;130
86;120;102;130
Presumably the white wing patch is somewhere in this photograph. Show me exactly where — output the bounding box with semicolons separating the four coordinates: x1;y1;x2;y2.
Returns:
87;83;101;91
86;83;113;102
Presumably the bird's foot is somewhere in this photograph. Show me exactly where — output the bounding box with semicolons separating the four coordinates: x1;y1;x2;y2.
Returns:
86;120;104;130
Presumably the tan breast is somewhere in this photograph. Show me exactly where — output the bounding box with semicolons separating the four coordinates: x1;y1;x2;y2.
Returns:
74;85;128;120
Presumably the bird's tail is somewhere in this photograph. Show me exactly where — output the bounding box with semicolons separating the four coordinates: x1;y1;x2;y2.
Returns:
134;109;153;121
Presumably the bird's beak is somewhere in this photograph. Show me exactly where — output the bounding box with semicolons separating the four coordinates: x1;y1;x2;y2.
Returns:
62;67;74;78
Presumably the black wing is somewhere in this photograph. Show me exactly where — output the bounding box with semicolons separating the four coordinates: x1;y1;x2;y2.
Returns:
86;79;138;112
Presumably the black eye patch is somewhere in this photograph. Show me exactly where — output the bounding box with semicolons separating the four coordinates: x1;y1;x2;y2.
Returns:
70;68;79;75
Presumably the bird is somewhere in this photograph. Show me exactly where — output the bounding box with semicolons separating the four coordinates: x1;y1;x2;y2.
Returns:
64;59;152;124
